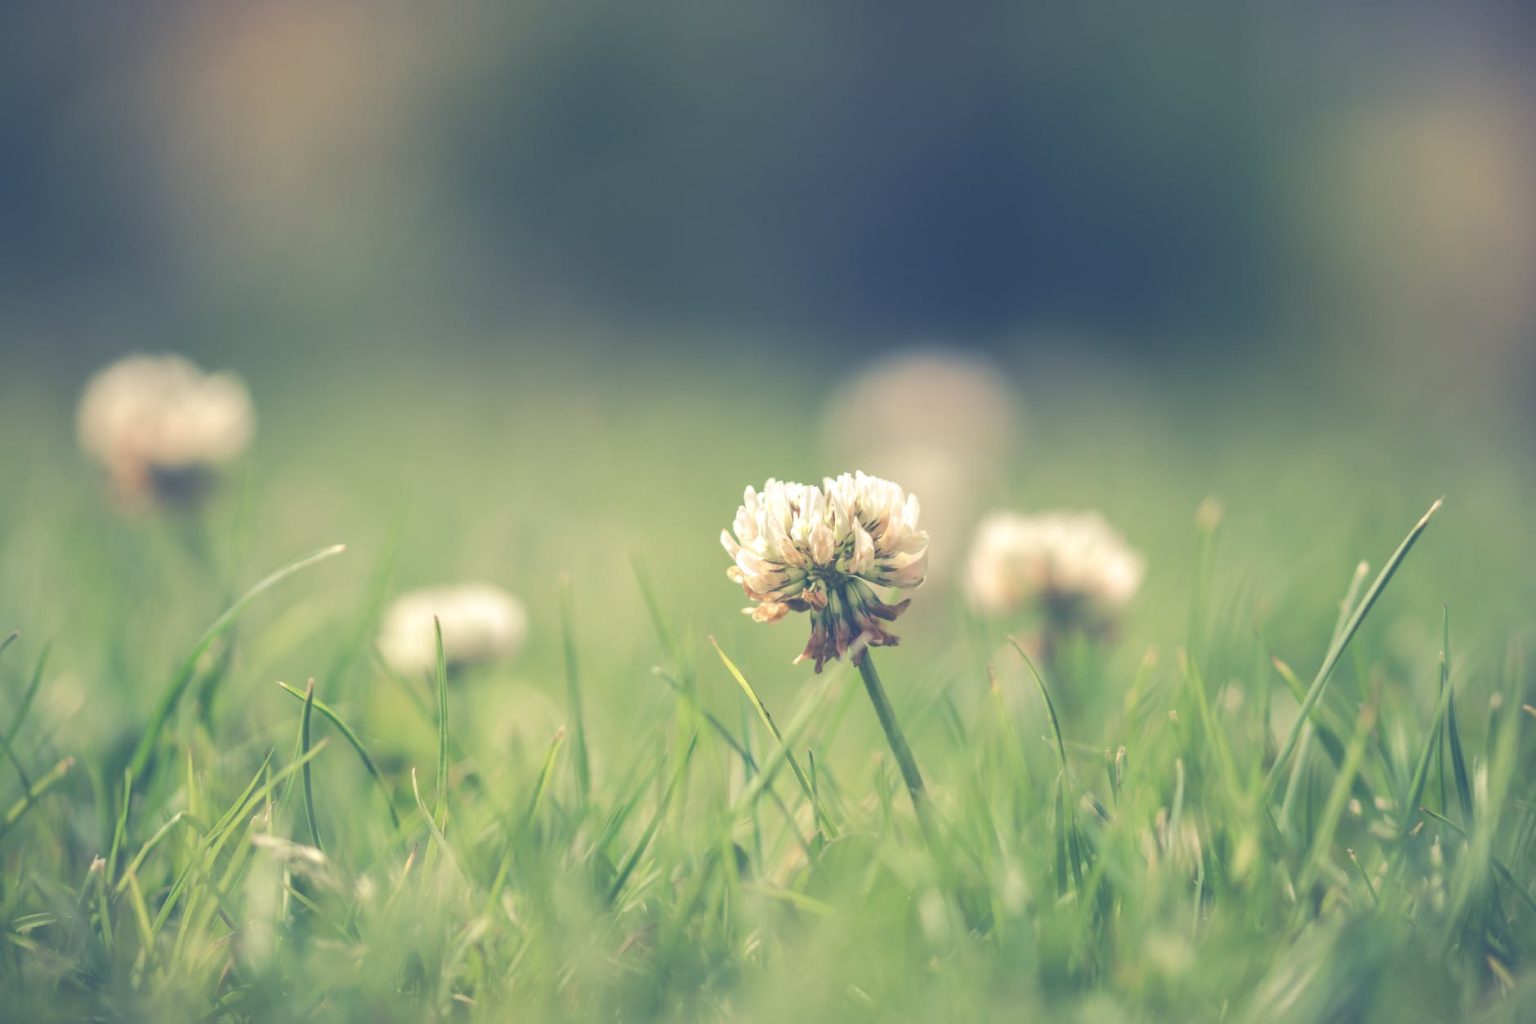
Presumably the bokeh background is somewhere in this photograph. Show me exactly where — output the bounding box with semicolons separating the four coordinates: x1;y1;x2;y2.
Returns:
2;2;1535;749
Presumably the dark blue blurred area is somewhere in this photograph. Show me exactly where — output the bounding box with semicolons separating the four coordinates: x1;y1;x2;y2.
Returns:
2;2;1534;372
455;5;1275;337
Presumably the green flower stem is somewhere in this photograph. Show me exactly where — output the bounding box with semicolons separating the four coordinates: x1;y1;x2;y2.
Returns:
856;650;928;810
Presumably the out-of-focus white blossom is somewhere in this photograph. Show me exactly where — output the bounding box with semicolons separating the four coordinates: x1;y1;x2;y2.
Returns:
76;353;255;507
721;471;928;671
377;583;527;676
821;351;1021;582
965;510;1143;628
821;351;1020;467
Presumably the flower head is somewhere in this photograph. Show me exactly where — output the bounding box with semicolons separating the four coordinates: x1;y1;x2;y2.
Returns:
965;510;1143;629
722;471;928;671
76;354;255;508
377;583;527;676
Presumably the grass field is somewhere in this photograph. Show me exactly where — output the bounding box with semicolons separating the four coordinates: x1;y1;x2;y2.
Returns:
2;348;1535;1022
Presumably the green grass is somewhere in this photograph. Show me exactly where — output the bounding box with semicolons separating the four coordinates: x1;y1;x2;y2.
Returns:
2;355;1536;1021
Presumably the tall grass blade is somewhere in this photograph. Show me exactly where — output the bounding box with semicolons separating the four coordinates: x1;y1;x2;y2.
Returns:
653;666;815;858
276;681;402;831
127;543;347;780
300;680;323;852
1008;636;1084;892
486;728;565;908
1404;609;1455;829
433;616;449;826
0;756;75;841
609;733;697;903
3;643;49;751
710;636;832;837
1262;500;1441;799
1446;686;1474;826
1419;806;1536;916
410;767;466;885
559;575;591;803
1296;698;1376;892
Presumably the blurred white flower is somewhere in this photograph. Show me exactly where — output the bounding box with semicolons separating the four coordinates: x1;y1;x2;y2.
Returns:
377;583;527;676
965;510;1143;629
821;350;1020;466
722;471;928;671
821;351;1021;582
76;353;255;507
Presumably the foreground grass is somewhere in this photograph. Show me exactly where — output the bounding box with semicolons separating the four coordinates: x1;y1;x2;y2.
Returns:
3;358;1536;1021
3;494;1534;1023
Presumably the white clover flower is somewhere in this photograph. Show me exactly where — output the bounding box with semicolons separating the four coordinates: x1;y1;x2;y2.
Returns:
965;510;1143;629
76;353;255;507
377;583;527;677
721;471;928;671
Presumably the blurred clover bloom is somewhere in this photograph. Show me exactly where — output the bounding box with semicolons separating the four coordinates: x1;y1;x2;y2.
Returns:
76;353;255;508
820;350;1022;585
377;583;527;677
965;510;1144;641
721;471;928;672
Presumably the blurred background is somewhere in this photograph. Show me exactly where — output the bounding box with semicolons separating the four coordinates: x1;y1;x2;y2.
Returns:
2;2;1535;747
4;2;1535;383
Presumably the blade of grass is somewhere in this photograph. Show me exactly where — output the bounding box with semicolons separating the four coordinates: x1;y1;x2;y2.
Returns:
609;733;698;904
105;770;132;884
1277;721;1314;836
1446;686;1474;826
0;727;31;792
1008;637;1071;784
486;728;565;909
2;643;48;754
1297;697;1377;894
1271;653;1376;813
1263;500;1441;800
127;543;347;780
433;617;449;827
559;575;591;804
653;666;816;859
149;745;325;939
112;812;194;897
0;756;75;841
728;671;844;819
1346;848;1380;906
1403;609;1456;831
276;681;402;831
590;752;666;862
1419;806;1536;916
1008;637;1084;893
988;666;1033;802
1333;561;1372;641
1180;650;1243;806
300;680;323;852
710;637;833;838
410;767;466;886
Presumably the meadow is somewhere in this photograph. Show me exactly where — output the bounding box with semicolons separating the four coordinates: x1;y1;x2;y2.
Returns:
1;344;1534;1022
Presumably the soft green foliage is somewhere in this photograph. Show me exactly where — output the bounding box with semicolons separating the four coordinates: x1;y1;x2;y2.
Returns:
2;357;1535;1022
